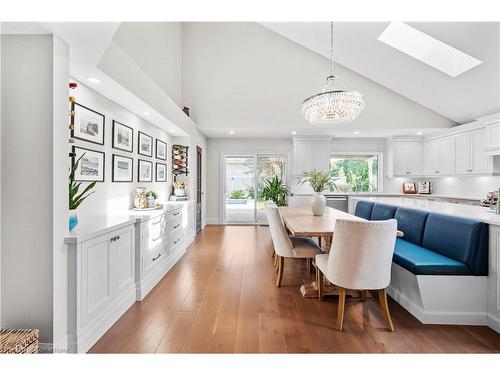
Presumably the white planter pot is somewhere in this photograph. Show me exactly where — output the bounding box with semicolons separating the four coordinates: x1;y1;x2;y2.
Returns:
310;192;326;216
174;188;185;197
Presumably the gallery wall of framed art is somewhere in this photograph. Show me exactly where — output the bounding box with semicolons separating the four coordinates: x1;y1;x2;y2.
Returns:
69;79;173;218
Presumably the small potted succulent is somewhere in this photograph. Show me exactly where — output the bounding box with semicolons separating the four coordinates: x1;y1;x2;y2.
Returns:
173;181;187;197
146;191;158;208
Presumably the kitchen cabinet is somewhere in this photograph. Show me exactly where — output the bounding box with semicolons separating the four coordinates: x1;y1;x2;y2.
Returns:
393;141;422;176
453;128;492;175
67;223;136;353
292;138;330;176
422;137;455;176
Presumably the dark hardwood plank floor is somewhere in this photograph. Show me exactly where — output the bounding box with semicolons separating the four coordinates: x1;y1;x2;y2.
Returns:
89;225;500;354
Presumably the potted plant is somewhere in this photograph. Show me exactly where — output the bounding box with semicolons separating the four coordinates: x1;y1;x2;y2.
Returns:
146;191;158;208
298;169;337;216
173;181;187;197
260;176;288;206
69;154;96;231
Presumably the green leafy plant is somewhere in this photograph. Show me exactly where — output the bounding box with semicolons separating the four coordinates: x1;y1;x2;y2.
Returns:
228;190;246;199
260;176;288;206
246;186;255;199
298;169;337;193
147;191;158;199
69;154;96;210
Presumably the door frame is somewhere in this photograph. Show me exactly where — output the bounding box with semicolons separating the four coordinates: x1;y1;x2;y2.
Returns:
220;150;290;224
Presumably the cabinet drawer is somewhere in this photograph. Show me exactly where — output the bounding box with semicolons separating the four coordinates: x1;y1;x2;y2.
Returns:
166;215;182;232
167;228;183;249
165;209;182;222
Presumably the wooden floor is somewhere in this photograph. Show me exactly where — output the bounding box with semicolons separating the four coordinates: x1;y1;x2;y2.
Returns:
90;225;500;353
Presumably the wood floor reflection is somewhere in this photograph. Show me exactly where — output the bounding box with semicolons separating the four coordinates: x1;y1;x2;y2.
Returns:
89;225;500;353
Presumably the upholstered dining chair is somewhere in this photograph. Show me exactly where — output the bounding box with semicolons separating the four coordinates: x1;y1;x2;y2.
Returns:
315;219;398;331
265;207;322;286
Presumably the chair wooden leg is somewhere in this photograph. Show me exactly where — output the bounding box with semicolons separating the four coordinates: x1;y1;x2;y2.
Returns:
361;290;368;302
276;256;284;287
316;268;324;300
306;258;311;274
336;287;346;331
378;289;394;332
274;253;278;271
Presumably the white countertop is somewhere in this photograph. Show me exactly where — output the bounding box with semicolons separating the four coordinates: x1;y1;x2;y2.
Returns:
321;192;482;201
350;196;500;225
65;201;194;244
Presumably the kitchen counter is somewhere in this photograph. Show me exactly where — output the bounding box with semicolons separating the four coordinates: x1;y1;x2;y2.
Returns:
65;201;194;243
350;196;500;225
320;192;481;202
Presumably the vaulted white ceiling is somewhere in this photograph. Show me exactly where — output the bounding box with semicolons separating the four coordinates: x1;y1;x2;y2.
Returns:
261;22;500;124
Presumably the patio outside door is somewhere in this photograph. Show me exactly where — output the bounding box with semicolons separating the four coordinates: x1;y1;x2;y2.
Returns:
223;154;287;224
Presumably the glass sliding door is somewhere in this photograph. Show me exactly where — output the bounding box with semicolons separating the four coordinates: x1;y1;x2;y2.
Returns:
224;156;255;223
255;155;287;223
223;154;287;224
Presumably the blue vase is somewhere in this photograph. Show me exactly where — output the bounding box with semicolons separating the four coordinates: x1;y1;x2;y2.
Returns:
69;209;79;231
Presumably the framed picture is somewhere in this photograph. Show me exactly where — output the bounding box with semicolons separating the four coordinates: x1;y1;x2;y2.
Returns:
72;146;105;182
156;162;167;182
138;131;153;157
112;120;133;153
71;103;105;145
403;182;417;194
112;154;133;182
156;139;167;160
138;159;153;182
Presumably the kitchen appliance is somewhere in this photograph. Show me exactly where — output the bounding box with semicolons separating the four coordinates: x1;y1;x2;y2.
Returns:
417;181;432;194
325;195;348;212
480;190;498;211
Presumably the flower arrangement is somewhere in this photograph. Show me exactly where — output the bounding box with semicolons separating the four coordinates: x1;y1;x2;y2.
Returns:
173;181;187;189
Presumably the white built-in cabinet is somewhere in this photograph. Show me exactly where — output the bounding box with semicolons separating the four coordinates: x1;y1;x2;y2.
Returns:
393;141;422;176
391;119;496;177
67;223;136;354
292;137;331;176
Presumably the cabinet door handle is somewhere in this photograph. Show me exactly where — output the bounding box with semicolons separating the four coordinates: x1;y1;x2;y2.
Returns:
406;171;411;175
174;239;180;245
153;220;161;225
173;224;180;229
173;212;180;216
152;235;161;242
152;253;161;262
110;236;117;242
116;235;120;241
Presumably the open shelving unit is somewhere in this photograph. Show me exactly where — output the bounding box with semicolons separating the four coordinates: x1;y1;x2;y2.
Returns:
172;144;189;179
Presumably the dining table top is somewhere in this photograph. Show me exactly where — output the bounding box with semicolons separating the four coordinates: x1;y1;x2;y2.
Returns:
278;206;403;238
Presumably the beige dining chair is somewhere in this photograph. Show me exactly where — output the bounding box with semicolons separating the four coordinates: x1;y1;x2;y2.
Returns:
265;207;322;287
315;219;398;331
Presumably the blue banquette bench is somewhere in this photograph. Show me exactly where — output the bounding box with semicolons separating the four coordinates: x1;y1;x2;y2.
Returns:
354;201;488;276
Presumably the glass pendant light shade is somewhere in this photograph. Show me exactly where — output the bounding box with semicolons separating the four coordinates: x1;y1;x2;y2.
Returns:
302;23;364;126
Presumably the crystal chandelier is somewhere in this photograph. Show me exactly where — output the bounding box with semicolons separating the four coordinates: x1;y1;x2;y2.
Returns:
302;22;364;125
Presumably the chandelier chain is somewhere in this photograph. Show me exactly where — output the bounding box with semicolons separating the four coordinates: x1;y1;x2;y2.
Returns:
330;21;334;76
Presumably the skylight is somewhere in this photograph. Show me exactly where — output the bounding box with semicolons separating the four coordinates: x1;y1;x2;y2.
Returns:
377;22;482;77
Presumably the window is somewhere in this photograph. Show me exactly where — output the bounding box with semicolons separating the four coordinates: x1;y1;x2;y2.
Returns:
329;154;379;192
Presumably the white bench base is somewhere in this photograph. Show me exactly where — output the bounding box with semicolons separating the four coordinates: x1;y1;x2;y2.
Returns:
387;263;492;328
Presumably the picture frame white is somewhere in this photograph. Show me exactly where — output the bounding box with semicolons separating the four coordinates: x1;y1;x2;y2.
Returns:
138;131;153;157
138;159;153;182
156;162;167;182
112;120;133;153
156;139;167;160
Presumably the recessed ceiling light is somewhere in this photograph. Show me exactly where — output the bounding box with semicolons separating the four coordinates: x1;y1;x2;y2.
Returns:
142;111;151;116
87;77;101;84
171;129;176;132
378;22;482;77
353;131;360;135
229;130;235;135
291;131;297;135
416;131;423;135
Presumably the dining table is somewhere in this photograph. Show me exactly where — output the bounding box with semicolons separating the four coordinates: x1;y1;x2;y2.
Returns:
278;205;403;298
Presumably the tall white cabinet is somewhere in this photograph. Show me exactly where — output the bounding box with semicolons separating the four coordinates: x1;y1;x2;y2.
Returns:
393;141;422;176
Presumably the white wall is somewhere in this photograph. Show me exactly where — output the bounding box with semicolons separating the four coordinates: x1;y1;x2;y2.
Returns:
70;80;174;218
181;22;456;135
113;22;183;107
1;34;68;344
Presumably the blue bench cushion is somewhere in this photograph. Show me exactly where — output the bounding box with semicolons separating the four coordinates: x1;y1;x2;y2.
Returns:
394;207;428;246
371;203;397;221
393;238;471;275
422;213;488;276
354;201;374;220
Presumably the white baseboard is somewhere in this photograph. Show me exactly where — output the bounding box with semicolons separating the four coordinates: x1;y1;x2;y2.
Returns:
487;313;500;333
206;217;220;225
